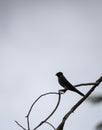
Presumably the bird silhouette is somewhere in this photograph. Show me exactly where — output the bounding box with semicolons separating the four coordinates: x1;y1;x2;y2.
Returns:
56;72;84;96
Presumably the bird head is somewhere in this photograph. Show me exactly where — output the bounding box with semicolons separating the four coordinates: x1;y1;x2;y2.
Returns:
56;72;63;77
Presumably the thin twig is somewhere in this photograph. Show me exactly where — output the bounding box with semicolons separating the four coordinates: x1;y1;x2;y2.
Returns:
26;92;60;117
27;116;30;130
15;120;26;130
74;82;95;87
33;92;62;130
45;121;56;130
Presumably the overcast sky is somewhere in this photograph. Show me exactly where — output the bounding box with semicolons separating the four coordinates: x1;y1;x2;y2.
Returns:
0;0;102;130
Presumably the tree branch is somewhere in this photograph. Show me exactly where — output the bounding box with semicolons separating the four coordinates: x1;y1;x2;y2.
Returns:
15;76;102;130
56;76;102;130
33;92;62;130
27;117;30;130
15;120;26;130
74;82;95;87
26;92;61;117
45;121;56;130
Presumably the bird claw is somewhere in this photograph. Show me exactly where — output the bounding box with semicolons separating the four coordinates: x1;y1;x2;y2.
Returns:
59;89;67;94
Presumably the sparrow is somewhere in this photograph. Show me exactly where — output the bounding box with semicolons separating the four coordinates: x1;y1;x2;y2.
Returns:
56;72;84;96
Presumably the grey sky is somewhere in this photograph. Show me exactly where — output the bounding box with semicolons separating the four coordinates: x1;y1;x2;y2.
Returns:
0;0;102;130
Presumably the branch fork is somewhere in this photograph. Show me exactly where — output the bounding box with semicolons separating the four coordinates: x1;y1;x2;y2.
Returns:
15;76;102;130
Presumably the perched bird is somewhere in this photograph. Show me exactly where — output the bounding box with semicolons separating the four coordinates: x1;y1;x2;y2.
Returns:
56;72;84;96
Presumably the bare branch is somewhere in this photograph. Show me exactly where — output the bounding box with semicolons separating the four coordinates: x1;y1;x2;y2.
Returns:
56;76;102;130
56;121;64;130
26;92;61;117
33;92;62;130
45;121;56;130
15;120;26;130
27;117;30;130
74;82;95;87
15;76;102;130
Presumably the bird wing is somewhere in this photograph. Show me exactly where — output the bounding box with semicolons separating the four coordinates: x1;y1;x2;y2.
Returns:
59;75;84;96
61;75;74;89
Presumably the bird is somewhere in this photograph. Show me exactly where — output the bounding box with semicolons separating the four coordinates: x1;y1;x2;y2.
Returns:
56;72;84;96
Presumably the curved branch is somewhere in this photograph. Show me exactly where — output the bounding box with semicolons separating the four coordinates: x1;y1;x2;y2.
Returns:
26;92;60;117
45;121;56;130
33;92;62;130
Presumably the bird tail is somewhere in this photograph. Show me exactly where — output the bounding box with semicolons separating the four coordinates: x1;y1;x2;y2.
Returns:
75;89;84;96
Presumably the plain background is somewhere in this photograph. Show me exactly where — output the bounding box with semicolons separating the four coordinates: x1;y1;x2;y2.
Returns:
0;0;102;130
